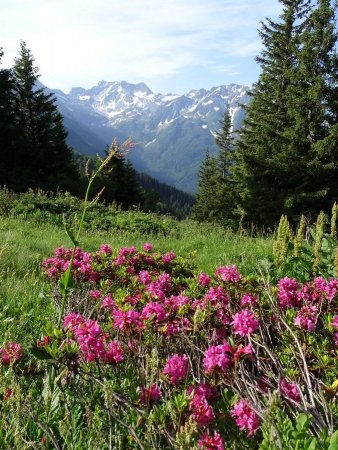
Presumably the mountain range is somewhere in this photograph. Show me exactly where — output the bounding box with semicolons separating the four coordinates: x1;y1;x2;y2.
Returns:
50;81;251;193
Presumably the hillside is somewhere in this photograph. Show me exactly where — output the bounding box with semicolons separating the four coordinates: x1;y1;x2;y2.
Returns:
51;81;250;192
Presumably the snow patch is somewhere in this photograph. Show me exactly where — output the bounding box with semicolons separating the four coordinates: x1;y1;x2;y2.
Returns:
145;138;157;147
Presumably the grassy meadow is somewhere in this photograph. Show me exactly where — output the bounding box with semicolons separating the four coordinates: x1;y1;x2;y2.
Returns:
0;215;272;344
0;192;337;449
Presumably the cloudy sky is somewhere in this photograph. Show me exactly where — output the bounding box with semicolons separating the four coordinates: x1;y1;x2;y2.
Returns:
0;0;283;94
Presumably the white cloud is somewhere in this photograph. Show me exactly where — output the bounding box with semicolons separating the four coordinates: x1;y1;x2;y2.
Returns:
0;0;282;92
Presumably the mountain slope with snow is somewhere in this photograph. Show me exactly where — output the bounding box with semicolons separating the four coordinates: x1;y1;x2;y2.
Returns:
53;81;250;192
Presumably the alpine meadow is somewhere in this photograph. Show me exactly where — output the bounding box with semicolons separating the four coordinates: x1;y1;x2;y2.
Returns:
0;0;338;449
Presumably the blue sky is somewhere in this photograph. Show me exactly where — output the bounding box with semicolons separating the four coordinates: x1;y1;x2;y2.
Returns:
0;0;283;94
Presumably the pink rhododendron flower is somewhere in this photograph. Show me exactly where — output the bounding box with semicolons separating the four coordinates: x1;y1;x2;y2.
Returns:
139;270;152;285
278;277;300;308
331;316;338;329
234;344;253;362
231;399;260;436
334;333;338;346
165;294;190;311
64;313;85;332
191;398;215;427
240;294;258;308
141;302;168;323
90;290;101;299
162;251;176;264
198;273;211;287
326;279;338;301
294;305;318;332
143;242;153;252
73;319;106;362
232;309;259;336
163;354;189;385
187;383;215;402
198;432;225;450
112;309;144;332
203;344;233;374
188;383;216;427
280;378;301;403
139;384;162;404
204;286;229;307
0;342;23;365
215;265;241;283
103;341;124;364
119;246;137;256
100;244;112;255
101;294;115;309
217;308;231;326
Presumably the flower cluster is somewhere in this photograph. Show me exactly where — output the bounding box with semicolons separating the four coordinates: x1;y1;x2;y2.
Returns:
188;383;216;427
139;384;162;405
231;399;260;436
198;432;225;449
64;313;123;364
0;342;22;365
280;378;301;403
34;242;338;447
162;354;189;385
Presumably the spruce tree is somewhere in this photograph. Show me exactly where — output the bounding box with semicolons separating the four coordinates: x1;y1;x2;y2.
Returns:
193;151;221;222
0;48;19;187
234;1;313;226
11;41;78;192
92;146;144;209
214;108;238;226
284;0;338;216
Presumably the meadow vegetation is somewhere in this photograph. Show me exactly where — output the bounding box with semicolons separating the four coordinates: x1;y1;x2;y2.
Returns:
0;186;337;449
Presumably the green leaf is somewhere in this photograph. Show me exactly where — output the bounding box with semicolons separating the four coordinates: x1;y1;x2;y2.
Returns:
63;214;79;246
29;346;54;361
328;431;338;450
296;414;312;431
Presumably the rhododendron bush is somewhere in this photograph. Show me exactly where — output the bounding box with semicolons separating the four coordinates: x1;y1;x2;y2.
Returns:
1;243;337;449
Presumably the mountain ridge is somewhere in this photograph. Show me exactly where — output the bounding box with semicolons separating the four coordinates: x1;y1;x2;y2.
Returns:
51;80;251;192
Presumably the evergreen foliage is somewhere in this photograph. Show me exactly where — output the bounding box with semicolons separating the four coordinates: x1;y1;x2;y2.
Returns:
193;151;222;222
9;41;79;193
235;0;338;227
0;48;18;188
138;172;194;219
91;144;144;209
194;109;238;227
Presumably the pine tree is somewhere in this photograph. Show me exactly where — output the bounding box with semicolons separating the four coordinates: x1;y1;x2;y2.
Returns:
215;107;233;180
234;1;313;226
92;146;144;209
214;108;238;226
0;48;19;187
284;0;338;216
193;151;221;222
11;41;78;192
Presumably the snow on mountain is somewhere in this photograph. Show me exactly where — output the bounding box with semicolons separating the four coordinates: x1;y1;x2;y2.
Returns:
52;80;250;192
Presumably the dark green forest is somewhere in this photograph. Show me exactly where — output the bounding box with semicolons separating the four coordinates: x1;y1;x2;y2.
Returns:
1;0;338;228
0;42;193;219
194;0;338;228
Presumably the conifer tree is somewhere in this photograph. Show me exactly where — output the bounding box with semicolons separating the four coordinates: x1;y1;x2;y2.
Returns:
215;107;233;180
11;41;78;192
0;48;19;187
193;151;221;222
92;146;144;209
234;1;313;226
284;0;338;216
215;108;238;226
